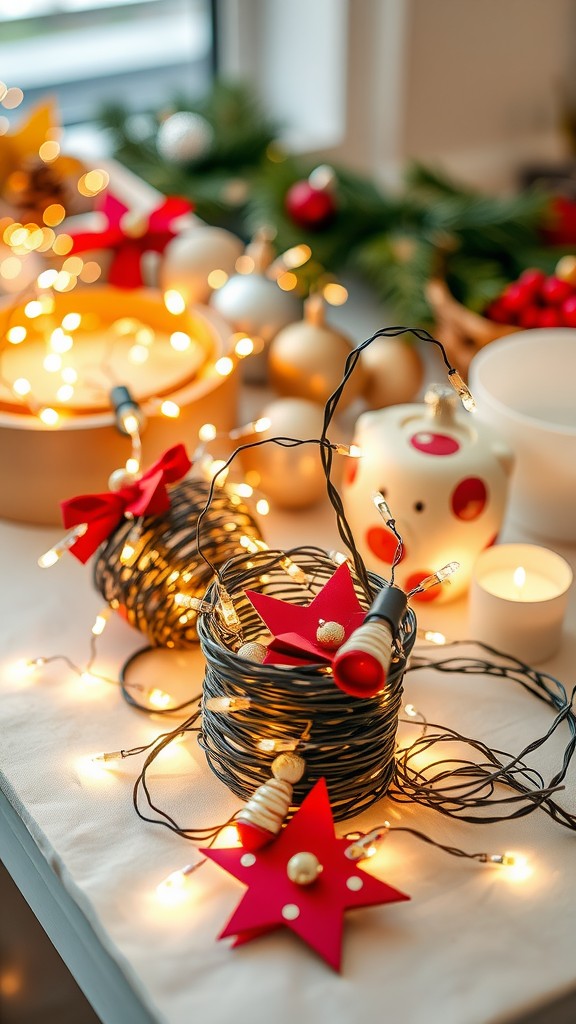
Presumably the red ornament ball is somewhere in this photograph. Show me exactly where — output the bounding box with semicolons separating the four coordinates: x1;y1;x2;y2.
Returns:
285;180;336;229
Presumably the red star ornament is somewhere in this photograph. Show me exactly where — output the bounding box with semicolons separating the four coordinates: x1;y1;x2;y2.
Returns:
246;561;366;667
202;778;409;971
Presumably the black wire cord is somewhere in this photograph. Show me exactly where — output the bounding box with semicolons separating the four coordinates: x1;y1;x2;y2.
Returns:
390;640;576;831
124;325;575;858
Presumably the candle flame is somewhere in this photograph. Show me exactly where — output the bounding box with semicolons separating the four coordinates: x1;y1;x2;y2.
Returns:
513;566;526;590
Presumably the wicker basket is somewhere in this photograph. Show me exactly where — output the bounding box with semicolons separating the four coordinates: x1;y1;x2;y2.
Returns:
426;278;519;378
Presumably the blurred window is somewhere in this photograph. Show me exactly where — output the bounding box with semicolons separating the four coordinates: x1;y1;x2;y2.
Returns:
0;0;215;126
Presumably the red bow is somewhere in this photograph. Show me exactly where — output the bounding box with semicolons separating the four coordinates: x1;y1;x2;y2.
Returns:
61;444;192;563
68;192;193;288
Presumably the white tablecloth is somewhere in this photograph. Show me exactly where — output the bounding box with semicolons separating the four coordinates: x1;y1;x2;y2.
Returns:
1;502;575;1024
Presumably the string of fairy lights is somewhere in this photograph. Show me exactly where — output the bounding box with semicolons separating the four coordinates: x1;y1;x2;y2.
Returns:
8;323;574;922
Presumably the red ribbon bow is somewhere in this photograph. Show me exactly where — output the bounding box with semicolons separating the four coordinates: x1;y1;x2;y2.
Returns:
61;444;192;563
69;192;193;288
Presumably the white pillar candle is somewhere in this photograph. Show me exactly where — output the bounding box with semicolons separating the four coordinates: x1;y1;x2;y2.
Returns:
469;544;573;663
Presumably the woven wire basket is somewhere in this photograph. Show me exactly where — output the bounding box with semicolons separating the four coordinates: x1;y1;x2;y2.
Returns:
198;545;416;822
93;478;262;648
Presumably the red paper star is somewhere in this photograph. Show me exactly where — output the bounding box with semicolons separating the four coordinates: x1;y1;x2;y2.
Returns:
202;779;409;971
246;561;366;667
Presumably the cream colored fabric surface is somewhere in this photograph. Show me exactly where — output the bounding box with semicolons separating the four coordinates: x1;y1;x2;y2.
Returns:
1;508;575;1024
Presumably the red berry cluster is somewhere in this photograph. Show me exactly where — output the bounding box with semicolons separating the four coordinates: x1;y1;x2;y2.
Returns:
485;269;576;329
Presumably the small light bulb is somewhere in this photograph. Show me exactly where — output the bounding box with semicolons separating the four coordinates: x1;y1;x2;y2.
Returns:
43;352;62;372
279;555;309;585
215;356;234;376
91;609;110;636
120;542;136;564
256;498;270;516
448;369;476;412
332;442;363;457
487;851;531;881
39;408;60;426
418;629;447;645
230;482;253;498
24;300;43;319
125;457;140;475
37;523;87;567
56;384;74;402
217;586;242;632
239;535;268;554
170;331;191;351
121;413;139;436
91;749;124;764
80;672;101;687
12;377;31;397
7;325;26;344
257;737;299;753
234;336;254;357
345;824;390;860
410;562;460;595
62;312;81;330
208;459;229;482
174;593;212;613
205;696;252;712
129;344;149;364
156;863;199;905
160;400;180;418
198;422;217;442
164;289;186;314
372;491;394;521
328;550;350;566
10;657;45;681
148;688;172;709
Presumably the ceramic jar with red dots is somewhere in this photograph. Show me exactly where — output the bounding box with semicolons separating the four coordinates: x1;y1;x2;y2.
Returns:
342;385;514;603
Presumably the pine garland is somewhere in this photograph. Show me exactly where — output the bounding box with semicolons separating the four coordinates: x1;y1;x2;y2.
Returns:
100;82;563;322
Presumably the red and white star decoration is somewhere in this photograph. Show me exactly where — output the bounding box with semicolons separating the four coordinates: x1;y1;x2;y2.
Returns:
202;779;409;971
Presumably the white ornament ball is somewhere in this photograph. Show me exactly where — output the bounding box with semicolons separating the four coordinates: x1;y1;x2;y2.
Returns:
161;226;244;305
211;273;301;383
240;397;327;510
360;338;424;409
157;112;214;164
211;273;301;342
108;468;137;492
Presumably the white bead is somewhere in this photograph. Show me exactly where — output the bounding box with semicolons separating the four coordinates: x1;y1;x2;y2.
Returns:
272;753;306;784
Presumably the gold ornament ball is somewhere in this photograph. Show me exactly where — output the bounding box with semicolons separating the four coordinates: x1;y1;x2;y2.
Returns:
237;640;267;662
272;752;306;784
316;620;345;649
361;338;424;409
269;296;366;410
555;254;576;286
239;397;327;510
286;851;323;886
161;226;244;305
